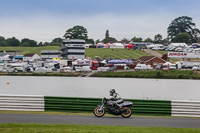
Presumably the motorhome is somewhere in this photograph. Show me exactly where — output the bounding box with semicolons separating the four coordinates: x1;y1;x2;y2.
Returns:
6;63;24;72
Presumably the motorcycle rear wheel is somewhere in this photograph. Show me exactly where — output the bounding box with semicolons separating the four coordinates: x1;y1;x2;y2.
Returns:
94;106;105;117
121;107;132;118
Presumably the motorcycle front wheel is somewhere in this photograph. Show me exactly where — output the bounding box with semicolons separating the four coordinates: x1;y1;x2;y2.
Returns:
121;107;132;118
94;106;105;117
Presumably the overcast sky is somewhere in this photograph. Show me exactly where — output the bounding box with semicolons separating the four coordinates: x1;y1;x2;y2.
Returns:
0;0;200;42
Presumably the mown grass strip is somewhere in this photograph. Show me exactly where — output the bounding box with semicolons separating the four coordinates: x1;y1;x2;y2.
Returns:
0;72;82;77
0;123;199;133
85;48;150;59
91;70;200;79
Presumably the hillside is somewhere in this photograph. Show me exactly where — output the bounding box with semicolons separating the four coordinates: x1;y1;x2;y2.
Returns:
85;48;150;59
0;47;150;59
0;46;59;55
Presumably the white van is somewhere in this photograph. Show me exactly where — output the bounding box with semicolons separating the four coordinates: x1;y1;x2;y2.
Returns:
81;66;91;72
134;64;153;70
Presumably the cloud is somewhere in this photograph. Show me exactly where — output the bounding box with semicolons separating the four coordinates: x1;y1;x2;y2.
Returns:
0;10;199;43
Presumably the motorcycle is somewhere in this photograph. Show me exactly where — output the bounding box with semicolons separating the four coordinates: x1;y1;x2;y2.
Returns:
94;97;133;118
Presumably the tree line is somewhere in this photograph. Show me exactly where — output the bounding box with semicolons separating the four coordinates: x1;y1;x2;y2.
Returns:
0;16;199;47
64;16;200;44
0;36;63;47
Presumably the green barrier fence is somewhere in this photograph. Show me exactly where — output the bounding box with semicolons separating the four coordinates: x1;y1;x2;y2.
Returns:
45;96;171;116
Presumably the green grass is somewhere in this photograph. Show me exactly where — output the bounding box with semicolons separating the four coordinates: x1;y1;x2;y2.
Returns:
0;46;59;55
0;123;199;133
156;50;168;55
85;48;150;59
1;46;150;59
91;70;200;79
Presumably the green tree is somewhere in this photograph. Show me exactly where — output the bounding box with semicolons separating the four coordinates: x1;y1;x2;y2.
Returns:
154;34;162;44
131;37;143;42
29;40;37;47
43;42;50;46
38;42;43;47
102;37;117;44
102;30;117;43
6;37;20;46
0;41;8;46
162;37;170;44
121;38;129;44
20;38;37;47
172;32;191;44
167;16;200;43
85;38;95;44
96;39;100;44
50;37;62;46
64;25;88;40
0;36;5;43
144;38;153;42
51;37;62;43
105;30;109;39
21;42;30;47
0;36;6;46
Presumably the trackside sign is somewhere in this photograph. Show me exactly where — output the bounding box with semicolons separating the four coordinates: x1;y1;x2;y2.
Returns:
168;52;200;58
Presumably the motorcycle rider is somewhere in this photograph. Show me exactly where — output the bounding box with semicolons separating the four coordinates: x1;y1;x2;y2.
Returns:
109;89;123;108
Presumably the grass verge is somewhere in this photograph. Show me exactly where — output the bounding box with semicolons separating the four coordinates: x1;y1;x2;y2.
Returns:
0;110;92;116
91;70;200;79
0;123;199;133
0;72;82;77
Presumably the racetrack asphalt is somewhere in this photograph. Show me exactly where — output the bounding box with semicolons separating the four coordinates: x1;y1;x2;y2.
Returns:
0;113;200;128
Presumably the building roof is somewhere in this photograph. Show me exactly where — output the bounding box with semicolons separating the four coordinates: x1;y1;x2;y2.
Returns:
23;53;35;57
137;56;155;62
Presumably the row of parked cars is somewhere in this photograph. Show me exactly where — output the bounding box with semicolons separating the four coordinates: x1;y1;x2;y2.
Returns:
152;46;186;52
152;45;200;52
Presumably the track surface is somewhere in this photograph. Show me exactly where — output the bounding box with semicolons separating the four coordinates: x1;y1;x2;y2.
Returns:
0;114;200;128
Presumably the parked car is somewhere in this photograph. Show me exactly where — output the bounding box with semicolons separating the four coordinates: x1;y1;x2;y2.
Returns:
63;67;72;72
169;64;177;70
34;68;47;73
192;64;200;71
175;47;183;52
75;66;82;72
156;63;163;70
107;66;117;72
167;47;176;51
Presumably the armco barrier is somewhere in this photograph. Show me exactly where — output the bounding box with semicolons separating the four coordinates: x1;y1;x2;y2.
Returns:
172;100;200;117
0;94;44;111
2;94;199;117
128;99;171;116
45;96;171;116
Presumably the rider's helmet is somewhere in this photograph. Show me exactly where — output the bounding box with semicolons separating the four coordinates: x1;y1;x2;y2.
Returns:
110;89;116;96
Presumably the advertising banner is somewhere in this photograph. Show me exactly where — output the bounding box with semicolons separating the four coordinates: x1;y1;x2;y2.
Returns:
168;52;200;58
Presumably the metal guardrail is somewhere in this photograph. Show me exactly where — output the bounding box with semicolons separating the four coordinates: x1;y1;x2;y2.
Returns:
172;100;200;117
0;94;44;111
45;96;171;116
1;94;200;117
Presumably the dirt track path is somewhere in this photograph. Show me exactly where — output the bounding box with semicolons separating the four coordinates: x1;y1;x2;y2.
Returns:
144;49;162;57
